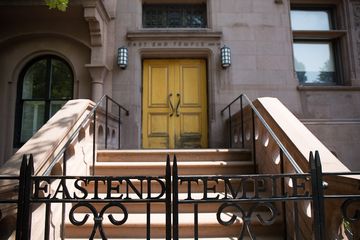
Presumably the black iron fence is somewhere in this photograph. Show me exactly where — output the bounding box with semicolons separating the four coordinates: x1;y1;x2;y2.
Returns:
0;151;359;239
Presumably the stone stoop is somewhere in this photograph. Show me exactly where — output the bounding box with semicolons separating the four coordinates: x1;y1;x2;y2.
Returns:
96;149;252;162
64;149;283;239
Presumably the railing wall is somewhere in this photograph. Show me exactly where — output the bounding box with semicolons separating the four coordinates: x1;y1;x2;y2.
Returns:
0;98;127;239
227;96;360;239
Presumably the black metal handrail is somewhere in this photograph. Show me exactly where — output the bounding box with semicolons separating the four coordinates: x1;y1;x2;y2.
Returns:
105;95;129;149
43;95;129;176
221;94;303;174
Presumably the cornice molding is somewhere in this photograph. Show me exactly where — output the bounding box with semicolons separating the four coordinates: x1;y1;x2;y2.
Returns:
127;30;223;41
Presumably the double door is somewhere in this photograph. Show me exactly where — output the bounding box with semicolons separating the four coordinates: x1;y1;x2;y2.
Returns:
142;59;208;148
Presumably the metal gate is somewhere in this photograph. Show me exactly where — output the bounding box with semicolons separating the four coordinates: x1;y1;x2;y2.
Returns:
1;152;359;240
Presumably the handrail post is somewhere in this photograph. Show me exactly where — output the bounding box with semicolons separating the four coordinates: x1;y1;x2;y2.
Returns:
61;150;68;240
118;106;121;149
279;148;288;239
240;95;245;148
165;155;171;240
228;106;232;148
105;96;108;149
16;155;34;240
310;151;325;240
92;110;96;176
172;155;179;240
24;155;33;240
251;109;257;173
16;155;27;239
44;203;51;240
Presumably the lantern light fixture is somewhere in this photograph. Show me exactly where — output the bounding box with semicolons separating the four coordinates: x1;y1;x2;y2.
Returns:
220;45;231;68
117;47;128;69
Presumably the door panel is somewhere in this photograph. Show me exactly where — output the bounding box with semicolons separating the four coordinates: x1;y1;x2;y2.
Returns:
175;60;207;148
147;113;170;148
148;113;169;136
143;61;174;148
143;59;207;148
149;66;169;107
181;66;201;106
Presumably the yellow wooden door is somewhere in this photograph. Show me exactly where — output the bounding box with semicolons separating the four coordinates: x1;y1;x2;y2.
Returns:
142;59;208;148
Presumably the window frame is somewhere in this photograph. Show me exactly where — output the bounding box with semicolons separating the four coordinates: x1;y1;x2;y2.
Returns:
14;55;74;147
293;39;341;85
291;5;336;31
290;4;346;86
142;2;208;29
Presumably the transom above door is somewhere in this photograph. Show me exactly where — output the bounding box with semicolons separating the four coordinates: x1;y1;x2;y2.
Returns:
142;59;208;149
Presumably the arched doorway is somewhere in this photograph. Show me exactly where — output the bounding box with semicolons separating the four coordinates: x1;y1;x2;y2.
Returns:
14;55;74;147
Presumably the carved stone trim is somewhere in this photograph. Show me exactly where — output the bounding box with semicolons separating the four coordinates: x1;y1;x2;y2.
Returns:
126;40;221;49
85;64;110;83
82;0;111;21
84;8;103;46
127;30;223;41
85;64;109;101
83;0;111;47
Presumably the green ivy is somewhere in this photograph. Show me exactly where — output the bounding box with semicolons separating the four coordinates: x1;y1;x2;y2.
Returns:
44;0;69;11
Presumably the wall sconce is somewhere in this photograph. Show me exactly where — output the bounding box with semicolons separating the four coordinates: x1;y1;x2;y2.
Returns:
220;45;231;68
117;47;128;69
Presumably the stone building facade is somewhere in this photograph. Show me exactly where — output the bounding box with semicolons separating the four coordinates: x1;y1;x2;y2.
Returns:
0;0;359;169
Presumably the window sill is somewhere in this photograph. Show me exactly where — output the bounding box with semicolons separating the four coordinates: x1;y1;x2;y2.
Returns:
126;30;223;40
297;85;360;91
293;30;347;40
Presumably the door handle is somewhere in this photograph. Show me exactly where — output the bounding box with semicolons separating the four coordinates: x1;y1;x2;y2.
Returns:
175;93;180;117
169;93;174;117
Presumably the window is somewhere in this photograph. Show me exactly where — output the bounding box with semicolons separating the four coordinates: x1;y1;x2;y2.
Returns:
291;9;332;31
14;55;73;147
290;7;344;85
143;3;207;28
293;42;336;84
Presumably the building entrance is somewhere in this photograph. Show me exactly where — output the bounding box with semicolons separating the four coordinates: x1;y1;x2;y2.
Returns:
142;59;208;148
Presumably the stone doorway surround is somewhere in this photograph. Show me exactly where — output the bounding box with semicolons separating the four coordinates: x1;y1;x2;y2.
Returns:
142;59;208;149
124;30;224;148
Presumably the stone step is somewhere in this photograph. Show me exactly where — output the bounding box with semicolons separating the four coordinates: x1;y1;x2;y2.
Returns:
91;161;254;176
64;149;271;239
65;212;282;239
97;149;252;162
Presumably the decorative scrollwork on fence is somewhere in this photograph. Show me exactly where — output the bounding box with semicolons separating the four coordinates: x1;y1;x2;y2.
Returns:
69;202;128;240
341;199;360;223
216;202;278;240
